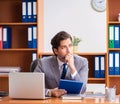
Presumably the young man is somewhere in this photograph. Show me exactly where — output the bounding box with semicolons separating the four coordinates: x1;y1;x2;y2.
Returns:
32;31;89;97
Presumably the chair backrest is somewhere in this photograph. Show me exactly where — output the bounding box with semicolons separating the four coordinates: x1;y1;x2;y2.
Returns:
30;59;38;72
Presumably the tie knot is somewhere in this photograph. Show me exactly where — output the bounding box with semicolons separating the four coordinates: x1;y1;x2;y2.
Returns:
63;63;67;68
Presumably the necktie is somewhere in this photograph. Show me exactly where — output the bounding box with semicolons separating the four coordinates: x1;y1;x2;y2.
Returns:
61;63;67;79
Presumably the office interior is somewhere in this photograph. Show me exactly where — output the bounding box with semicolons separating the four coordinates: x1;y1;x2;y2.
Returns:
1;0;120;103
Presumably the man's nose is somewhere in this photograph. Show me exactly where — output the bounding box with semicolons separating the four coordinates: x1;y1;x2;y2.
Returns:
66;47;71;53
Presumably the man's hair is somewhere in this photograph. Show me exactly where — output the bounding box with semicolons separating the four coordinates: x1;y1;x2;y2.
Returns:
51;31;72;49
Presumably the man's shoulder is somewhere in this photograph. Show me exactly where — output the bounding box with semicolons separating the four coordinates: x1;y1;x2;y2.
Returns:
40;55;56;62
74;54;88;62
74;54;87;59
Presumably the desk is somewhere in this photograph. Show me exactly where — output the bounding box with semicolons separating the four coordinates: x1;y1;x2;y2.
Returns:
0;96;120;104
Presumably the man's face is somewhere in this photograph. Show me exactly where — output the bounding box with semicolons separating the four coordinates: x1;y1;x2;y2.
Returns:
54;38;73;62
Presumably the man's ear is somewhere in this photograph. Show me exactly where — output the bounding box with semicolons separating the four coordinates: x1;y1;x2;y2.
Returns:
53;48;58;55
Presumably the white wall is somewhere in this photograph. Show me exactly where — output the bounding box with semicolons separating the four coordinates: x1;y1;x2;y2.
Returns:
44;0;106;53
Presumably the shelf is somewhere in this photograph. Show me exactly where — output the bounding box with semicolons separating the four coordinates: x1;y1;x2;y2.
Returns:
0;48;37;51
39;52;107;56
108;48;120;51
107;0;120;94
0;0;41;92
108;48;120;50
108;21;120;24
109;75;120;78
0;75;8;78
39;52;106;80
88;78;105;83
75;52;106;55
88;78;105;80
0;22;37;25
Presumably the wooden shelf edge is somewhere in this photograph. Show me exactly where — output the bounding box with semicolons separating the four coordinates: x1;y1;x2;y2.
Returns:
0;75;8;78
88;78;105;80
0;48;37;51
39;52;107;55
0;22;37;25
108;48;120;51
108;75;120;78
108;21;120;24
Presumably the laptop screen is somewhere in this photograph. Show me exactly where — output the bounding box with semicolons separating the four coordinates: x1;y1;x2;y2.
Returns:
9;72;46;99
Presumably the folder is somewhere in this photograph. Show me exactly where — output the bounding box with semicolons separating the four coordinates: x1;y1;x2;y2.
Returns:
32;0;37;22
108;52;114;75
0;26;2;49
22;0;27;22
100;56;105;78
114;52;120;75
27;0;32;22
58;79;83;94
108;25;114;48
32;26;37;48
2;27;11;48
114;26;120;48
28;26;33;48
94;56;100;78
32;53;37;61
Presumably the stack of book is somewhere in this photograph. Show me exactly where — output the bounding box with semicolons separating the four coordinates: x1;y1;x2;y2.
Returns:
0;67;21;75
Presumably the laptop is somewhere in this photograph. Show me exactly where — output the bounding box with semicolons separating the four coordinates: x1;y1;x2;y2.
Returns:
9;72;48;99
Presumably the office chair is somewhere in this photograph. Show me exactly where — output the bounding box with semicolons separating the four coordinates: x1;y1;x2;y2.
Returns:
30;59;38;72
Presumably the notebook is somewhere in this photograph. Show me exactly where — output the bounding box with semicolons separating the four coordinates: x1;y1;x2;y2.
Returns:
58;79;84;100
58;79;83;94
9;72;49;99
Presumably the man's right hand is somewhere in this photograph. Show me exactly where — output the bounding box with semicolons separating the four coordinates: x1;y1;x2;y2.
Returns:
51;88;67;97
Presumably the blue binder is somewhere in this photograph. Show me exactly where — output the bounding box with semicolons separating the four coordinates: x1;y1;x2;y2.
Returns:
114;52;120;75
22;0;27;22
94;56;100;78
100;56;105;78
27;0;32;22
32;53;37;61
2;27;11;49
32;26;37;48
108;52;115;75
32;0;37;22
114;26;120;48
28;26;33;48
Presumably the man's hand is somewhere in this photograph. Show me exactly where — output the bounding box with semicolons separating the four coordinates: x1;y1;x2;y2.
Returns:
51;88;67;97
65;54;76;74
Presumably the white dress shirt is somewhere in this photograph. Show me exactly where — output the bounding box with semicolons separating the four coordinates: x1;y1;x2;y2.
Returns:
57;57;77;79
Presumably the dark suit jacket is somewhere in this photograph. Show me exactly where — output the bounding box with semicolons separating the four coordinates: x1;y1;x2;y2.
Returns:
32;54;89;94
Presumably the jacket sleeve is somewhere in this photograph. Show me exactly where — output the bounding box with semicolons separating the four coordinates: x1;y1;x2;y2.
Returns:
74;57;89;94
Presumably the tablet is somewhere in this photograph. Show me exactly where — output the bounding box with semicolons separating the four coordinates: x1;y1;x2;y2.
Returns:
58;79;83;94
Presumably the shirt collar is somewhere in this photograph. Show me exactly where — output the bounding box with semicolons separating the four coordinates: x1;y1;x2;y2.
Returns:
57;57;64;67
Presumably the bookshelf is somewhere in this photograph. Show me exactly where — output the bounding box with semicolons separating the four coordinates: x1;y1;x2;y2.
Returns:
106;0;120;94
0;0;106;93
39;52;107;84
0;0;44;92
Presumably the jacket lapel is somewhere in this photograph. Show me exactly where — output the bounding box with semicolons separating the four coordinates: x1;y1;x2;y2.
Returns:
51;56;61;85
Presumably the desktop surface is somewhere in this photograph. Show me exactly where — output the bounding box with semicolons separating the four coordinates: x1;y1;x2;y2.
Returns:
0;96;120;104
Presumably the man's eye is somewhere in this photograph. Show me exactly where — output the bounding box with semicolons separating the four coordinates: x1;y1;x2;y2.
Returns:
61;46;66;49
61;47;65;49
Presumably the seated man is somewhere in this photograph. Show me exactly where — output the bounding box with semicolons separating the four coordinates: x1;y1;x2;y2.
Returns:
32;31;89;97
